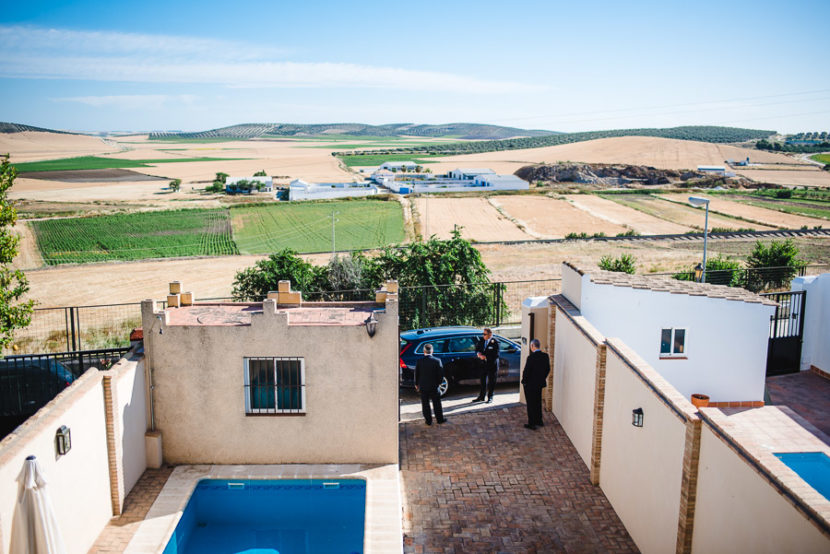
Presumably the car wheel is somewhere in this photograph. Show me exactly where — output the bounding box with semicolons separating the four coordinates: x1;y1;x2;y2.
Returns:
437;377;450;398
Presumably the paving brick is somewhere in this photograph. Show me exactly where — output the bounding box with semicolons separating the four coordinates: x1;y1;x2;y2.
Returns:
401;405;637;553
766;371;830;441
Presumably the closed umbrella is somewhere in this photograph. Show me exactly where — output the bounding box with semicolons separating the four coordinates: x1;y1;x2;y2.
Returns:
11;455;67;554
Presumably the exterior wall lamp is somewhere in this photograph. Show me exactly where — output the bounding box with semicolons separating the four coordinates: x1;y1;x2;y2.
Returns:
632;408;644;428
693;262;704;283
56;425;72;456
364;312;378;338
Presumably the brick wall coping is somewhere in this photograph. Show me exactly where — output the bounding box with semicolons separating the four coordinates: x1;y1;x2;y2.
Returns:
549;294;604;346
566;263;778;307
605;338;699;424
698;407;830;538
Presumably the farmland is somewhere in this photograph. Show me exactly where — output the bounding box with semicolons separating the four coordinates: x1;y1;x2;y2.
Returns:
32;208;238;264
230;199;405;254
12;155;248;173
811;154;830;164
338;153;443;167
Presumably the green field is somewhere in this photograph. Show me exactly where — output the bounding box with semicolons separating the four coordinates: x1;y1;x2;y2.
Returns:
338;154;443;167
32;209;238;264
723;194;830;221
13;155;248;173
231;200;405;254
811;154;830;164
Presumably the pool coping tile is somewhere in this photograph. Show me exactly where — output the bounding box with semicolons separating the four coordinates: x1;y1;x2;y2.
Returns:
123;463;401;554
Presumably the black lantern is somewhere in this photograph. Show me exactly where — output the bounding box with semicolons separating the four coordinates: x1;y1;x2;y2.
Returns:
632;408;644;428
693;263;704;283
364;312;378;338
56;425;71;456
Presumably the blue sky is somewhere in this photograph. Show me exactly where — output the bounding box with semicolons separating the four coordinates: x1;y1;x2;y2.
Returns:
1;0;828;133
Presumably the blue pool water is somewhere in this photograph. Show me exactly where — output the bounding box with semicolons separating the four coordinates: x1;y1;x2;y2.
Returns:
163;479;366;554
774;452;830;501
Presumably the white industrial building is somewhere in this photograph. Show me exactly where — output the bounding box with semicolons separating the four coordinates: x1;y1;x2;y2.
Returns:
450;168;496;180
379;161;420;172
369;166;527;194
288;179;380;201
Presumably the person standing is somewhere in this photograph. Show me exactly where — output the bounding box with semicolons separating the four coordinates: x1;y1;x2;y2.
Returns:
473;327;499;403
415;343;446;426
521;338;550;430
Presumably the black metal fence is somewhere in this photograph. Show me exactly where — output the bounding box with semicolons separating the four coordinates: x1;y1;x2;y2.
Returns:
0;346;132;437
669;265;808;292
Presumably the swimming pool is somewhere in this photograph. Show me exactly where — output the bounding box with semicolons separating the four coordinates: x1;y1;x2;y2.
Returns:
163;479;366;554
774;452;830;501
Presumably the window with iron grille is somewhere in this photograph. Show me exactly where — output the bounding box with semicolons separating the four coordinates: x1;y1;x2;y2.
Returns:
659;328;686;357
244;357;305;414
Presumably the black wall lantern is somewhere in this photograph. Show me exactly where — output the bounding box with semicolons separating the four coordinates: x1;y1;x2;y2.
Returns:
364;312;378;338
56;425;71;456
632;408;644;428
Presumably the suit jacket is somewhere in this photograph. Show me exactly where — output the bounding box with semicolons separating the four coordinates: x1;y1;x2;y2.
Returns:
475;336;500;370
415;355;444;391
521;350;550;389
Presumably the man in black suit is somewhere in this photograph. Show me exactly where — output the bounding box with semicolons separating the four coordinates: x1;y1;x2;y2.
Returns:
415;343;446;426
473;327;500;403
521;338;550;430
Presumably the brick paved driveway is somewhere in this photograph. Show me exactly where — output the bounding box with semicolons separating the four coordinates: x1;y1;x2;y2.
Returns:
400;404;637;553
767;370;830;441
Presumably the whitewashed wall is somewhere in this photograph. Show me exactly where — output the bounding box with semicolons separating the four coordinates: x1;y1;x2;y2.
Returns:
0;371;113;554
600;339;692;554
113;355;148;505
578;276;774;402
552;311;601;467
792;273;830;373
692;423;830;553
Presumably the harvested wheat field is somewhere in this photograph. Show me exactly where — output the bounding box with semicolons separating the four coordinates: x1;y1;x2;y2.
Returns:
659;193;828;229
733;169;830;188
414;197;531;241
493;195;627;238
427;136;805;175
1;131;116;162
564;194;691;235
604;195;776;231
12;222;43;269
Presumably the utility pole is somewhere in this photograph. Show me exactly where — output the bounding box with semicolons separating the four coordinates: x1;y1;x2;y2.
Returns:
331;210;339;255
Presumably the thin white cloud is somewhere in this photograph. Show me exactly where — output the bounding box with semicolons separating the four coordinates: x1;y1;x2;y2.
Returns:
0;25;545;94
54;94;198;110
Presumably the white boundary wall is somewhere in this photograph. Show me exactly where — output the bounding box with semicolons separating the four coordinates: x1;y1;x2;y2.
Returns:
791;273;830;373
113;354;148;506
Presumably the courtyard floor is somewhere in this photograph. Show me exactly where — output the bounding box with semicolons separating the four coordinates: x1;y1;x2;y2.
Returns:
766;370;830;443
400;403;637;553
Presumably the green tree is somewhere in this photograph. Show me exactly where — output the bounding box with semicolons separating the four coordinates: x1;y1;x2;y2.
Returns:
743;239;803;292
598;254;636;274
169;178;181;192
253;170;267;177
232;249;325;301
215;172;228;183
0;155;34;353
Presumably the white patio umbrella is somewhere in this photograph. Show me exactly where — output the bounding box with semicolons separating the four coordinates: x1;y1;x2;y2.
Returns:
11;456;67;554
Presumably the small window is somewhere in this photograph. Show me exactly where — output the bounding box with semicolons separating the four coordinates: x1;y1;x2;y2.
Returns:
415;340;447;354
660;328;686;357
497;338;517;352
244;357;305;414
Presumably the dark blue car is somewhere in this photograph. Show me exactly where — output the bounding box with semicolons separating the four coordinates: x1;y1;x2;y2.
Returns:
399;326;522;397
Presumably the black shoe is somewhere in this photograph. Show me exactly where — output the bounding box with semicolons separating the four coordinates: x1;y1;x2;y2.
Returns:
437;419;448;424
425;420;433;426
524;424;537;430
486;398;493;404
471;397;484;403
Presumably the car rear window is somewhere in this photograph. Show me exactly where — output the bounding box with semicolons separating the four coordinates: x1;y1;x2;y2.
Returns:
447;336;477;353
400;339;410;352
414;339;448;354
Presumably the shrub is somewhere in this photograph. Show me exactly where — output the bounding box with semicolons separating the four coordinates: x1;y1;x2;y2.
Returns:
673;255;742;286
598;254;636;274
743;239;803;292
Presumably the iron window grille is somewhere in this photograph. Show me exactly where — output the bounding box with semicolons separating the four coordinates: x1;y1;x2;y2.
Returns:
243;357;305;414
660;328;686;357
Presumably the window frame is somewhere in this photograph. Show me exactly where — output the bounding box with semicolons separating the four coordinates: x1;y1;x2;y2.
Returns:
659;328;687;358
243;357;306;415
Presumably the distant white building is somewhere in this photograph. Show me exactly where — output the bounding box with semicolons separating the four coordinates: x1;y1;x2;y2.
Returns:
379;161;419;172
450;168;496;180
289;179;379;201
473;174;528;189
225;176;273;193
696;166;735;177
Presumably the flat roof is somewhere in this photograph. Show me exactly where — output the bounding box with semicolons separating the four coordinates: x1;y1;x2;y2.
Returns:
164;302;380;327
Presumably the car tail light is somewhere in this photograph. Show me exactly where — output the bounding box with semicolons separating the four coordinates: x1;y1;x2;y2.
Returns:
399;342;412;370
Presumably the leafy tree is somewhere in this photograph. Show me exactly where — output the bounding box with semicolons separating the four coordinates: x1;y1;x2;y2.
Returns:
253;170;267;177
0;155;34;353
743;239;803;292
232;249;326;301
598;254;636;274
325;252;374;293
169;178;181;192
215;172;228;183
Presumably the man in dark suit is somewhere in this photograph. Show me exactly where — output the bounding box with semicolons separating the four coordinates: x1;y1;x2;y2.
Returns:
521;338;550;430
415;343;446;426
473;327;500;403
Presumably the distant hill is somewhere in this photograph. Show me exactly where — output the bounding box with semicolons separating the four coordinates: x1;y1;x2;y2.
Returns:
0;122;77;135
335;125;777;160
148;122;557;141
